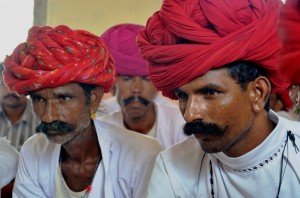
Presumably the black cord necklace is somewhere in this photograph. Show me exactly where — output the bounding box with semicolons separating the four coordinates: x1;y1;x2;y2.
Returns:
209;130;298;198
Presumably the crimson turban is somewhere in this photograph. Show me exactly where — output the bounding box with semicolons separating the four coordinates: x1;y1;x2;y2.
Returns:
138;0;287;99
3;25;116;95
278;0;300;86
101;23;147;76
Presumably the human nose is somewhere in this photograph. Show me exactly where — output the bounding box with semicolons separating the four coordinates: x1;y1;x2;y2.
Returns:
131;77;143;94
183;96;205;123
41;101;58;123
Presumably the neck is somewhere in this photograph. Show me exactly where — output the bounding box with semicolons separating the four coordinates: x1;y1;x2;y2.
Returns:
61;123;101;162
123;104;156;134
224;111;275;157
2;103;27;124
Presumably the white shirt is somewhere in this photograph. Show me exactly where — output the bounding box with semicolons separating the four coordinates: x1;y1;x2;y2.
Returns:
13;121;162;198
0;137;19;189
98;102;187;149
146;111;300;198
0;99;39;151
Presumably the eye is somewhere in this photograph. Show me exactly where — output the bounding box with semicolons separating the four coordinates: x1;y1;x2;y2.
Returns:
202;88;220;96
120;76;132;81
176;92;188;101
142;76;150;81
30;95;44;103
58;95;71;101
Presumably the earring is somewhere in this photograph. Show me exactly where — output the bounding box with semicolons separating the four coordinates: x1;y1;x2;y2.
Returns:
253;104;260;111
90;111;96;120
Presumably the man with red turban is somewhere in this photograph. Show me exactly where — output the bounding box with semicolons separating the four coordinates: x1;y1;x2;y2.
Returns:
3;25;162;197
278;0;300;120
138;0;300;197
97;23;186;149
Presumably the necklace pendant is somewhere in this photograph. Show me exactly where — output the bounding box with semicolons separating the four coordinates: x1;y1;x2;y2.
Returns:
86;185;92;192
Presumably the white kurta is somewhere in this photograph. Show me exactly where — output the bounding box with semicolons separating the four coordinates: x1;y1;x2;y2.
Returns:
0;137;19;189
146;111;300;198
13;121;162;198
98;102;187;149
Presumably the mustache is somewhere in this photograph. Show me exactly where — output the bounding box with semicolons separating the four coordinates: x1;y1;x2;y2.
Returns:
35;121;75;134
122;95;150;106
4;93;20;100
183;121;226;136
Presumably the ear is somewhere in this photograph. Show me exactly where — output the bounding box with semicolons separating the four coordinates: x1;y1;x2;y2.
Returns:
249;76;271;112
90;86;104;113
274;100;284;112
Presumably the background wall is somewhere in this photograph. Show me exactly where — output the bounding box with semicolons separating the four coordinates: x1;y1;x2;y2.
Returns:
43;0;176;103
46;0;162;35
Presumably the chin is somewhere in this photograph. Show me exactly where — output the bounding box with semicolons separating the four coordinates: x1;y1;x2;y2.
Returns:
45;134;72;145
197;139;224;153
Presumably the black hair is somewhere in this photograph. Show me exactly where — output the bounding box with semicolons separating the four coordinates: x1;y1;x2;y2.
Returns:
226;61;270;111
78;83;96;105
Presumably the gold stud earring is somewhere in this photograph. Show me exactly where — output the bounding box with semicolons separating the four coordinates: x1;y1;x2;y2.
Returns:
90;111;96;120
254;104;260;111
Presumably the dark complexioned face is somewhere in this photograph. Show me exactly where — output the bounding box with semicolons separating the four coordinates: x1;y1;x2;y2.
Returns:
174;68;255;154
0;79;27;109
30;83;92;144
116;75;157;121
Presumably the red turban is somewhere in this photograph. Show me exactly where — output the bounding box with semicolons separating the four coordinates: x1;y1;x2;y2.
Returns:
101;23;148;76
138;0;287;99
278;0;300;86
3;25;116;95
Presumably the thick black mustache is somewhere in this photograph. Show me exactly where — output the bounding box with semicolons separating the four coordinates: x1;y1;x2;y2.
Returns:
123;95;150;106
4;93;20;100
35;121;75;134
183;121;226;136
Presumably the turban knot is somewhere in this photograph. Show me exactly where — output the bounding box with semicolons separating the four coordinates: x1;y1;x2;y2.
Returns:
138;0;287;99
3;25;116;95
278;0;300;86
101;23;147;76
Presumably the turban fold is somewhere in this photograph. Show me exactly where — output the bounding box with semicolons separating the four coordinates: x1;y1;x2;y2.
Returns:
278;0;300;86
138;0;287;99
3;25;116;95
101;23;147;76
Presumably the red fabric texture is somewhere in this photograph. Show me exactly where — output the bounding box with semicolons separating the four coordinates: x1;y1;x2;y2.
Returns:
3;25;116;95
101;23;148;76
278;0;300;86
138;0;287;99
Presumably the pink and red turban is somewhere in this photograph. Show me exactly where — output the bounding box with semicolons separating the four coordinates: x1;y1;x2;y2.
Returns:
138;0;287;99
278;0;300;86
3;25;116;95
101;23;147;76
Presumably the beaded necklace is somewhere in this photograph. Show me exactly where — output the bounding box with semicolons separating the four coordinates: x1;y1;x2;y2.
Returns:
209;130;299;198
59;152;101;198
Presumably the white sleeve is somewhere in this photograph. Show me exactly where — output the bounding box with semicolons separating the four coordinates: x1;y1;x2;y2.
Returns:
146;154;176;198
0;138;19;189
13;143;45;198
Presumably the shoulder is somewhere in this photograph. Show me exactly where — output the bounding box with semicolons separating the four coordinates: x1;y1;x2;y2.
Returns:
160;136;202;162
155;103;184;120
95;120;163;155
20;133;57;157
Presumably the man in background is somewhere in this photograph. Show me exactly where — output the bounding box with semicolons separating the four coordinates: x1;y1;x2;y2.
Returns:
0;62;39;151
269;90;296;120
98;23;186;149
278;0;300;121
